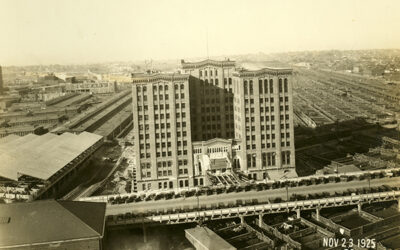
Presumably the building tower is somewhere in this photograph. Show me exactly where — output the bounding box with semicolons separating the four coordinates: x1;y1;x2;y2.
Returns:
232;68;296;179
181;59;236;140
132;73;197;191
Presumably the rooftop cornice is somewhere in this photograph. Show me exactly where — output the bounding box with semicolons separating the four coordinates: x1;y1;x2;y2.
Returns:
233;67;293;77
181;59;236;69
132;73;190;83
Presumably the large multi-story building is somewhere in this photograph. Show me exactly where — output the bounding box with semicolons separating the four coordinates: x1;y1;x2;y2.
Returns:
232;68;296;180
132;60;296;191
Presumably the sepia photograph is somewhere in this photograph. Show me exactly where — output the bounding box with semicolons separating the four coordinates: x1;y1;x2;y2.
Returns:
0;0;400;249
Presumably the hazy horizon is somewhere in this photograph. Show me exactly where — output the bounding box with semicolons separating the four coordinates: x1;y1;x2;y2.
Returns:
2;0;400;66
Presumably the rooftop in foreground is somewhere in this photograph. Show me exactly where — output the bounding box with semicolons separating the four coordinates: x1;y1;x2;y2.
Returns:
0;200;106;248
185;226;236;250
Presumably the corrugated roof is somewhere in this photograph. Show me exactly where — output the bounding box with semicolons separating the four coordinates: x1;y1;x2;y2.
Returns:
0;200;105;247
0;132;103;181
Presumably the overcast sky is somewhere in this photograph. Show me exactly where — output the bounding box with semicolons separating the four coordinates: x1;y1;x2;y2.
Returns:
1;0;399;66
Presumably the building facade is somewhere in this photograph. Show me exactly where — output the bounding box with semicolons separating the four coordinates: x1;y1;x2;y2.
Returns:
182;59;236;141
132;74;196;191
232;68;296;179
132;60;296;191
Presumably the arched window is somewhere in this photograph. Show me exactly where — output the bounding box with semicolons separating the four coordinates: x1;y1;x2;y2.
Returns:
269;79;273;93
284;78;288;93
249;80;253;95
159;85;163;91
279;78;283;93
215;79;219;86
244;80;248;94
199;70;202;77
259;79;263;93
180;84;184;89
264;79;268;94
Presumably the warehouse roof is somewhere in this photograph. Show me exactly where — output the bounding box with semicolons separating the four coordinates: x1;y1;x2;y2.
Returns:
0;200;106;248
0;131;103;181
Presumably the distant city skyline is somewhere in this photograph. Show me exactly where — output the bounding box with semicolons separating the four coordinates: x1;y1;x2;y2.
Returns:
1;0;400;66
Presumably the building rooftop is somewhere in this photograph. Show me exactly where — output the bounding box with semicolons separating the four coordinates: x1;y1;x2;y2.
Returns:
0;131;103;181
233;67;293;77
181;59;236;69
0;200;106;248
132;73;190;83
185;226;236;250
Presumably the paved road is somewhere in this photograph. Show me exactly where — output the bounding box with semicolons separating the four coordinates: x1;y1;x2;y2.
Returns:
106;176;400;215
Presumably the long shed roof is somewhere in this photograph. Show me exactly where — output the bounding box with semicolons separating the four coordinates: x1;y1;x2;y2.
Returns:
0;132;102;181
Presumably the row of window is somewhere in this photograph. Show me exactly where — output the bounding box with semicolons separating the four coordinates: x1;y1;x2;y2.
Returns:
137;93;185;102
158;181;173;189
282;151;291;165
137;83;186;93
246;140;291;150
199;69;218;77
140;153;151;158
157;161;172;168
261;152;277;167
243;78;289;95
158;170;173;177
141;171;151;178
155;151;172;157
152;83;186;92
224;78;233;85
178;168;188;175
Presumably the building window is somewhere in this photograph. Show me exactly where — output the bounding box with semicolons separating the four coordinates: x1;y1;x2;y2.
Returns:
269;79;273;93
264;80;268;94
284;78;288;93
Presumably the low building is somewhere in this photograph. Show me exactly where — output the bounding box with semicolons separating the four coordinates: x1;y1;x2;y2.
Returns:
0;200;106;250
65;81;116;94
0;131;104;202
